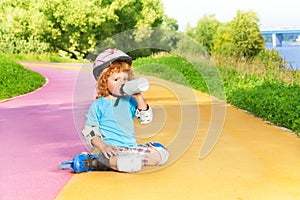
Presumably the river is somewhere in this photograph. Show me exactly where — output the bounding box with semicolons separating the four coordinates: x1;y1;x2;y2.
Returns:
266;43;300;70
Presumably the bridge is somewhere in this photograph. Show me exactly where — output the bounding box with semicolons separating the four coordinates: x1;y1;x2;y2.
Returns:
261;28;300;47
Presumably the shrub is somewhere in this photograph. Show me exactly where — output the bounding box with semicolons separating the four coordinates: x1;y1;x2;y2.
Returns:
229;81;300;134
254;49;285;71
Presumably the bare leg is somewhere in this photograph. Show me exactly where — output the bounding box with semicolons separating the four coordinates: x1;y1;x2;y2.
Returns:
109;156;118;170
145;148;161;166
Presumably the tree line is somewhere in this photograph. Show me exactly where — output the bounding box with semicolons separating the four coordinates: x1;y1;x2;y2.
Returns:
0;0;283;66
0;0;172;59
186;11;283;68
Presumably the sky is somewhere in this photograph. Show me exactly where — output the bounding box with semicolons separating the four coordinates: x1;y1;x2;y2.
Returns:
161;0;300;31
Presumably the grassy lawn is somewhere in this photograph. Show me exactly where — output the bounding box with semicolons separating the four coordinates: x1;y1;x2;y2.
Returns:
0;54;46;101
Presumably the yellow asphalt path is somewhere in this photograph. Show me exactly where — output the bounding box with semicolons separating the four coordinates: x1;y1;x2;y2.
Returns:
52;70;300;200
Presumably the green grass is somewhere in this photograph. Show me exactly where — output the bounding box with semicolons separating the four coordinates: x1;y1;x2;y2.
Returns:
133;54;208;92
229;80;300;133
133;54;300;135
0;54;46;101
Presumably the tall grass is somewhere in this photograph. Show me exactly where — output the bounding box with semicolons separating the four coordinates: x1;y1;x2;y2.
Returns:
212;54;300;86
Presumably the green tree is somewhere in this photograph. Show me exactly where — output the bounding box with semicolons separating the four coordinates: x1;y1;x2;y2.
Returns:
186;14;221;54
0;0;50;53
212;10;265;58
0;0;164;59
161;15;178;31
211;23;233;57
41;0;164;58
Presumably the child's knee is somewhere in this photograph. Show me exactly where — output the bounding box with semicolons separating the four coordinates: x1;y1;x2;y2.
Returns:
148;144;169;166
147;150;162;165
154;146;169;165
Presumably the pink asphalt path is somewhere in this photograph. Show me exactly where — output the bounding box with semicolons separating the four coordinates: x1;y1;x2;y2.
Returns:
0;62;87;200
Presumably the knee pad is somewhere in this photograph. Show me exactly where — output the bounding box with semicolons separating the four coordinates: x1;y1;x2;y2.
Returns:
151;142;169;166
117;153;142;172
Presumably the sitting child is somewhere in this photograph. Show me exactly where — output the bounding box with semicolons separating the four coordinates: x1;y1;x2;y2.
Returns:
59;49;169;173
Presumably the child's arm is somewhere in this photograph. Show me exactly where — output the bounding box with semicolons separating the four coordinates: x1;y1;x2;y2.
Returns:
81;126;117;159
91;136;117;159
132;93;148;110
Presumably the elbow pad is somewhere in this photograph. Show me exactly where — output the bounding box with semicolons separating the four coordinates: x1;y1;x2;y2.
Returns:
81;126;101;147
135;106;153;124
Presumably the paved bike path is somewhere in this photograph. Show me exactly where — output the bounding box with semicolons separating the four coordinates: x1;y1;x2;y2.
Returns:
1;62;299;200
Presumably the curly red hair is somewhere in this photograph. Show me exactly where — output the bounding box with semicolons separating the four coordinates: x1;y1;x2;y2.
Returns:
96;61;134;99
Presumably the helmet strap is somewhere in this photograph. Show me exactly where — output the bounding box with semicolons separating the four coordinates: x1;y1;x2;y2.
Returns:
109;92;124;107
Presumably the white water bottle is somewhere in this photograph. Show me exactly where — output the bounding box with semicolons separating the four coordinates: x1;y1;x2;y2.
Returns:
122;77;149;95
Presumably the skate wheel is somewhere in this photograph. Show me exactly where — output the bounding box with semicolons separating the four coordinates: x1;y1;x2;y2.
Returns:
58;160;74;170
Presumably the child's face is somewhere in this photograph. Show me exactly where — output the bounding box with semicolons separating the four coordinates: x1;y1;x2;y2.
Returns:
107;71;129;96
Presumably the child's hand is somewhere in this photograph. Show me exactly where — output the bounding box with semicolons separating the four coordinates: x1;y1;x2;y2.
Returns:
131;92;142;98
100;144;118;159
